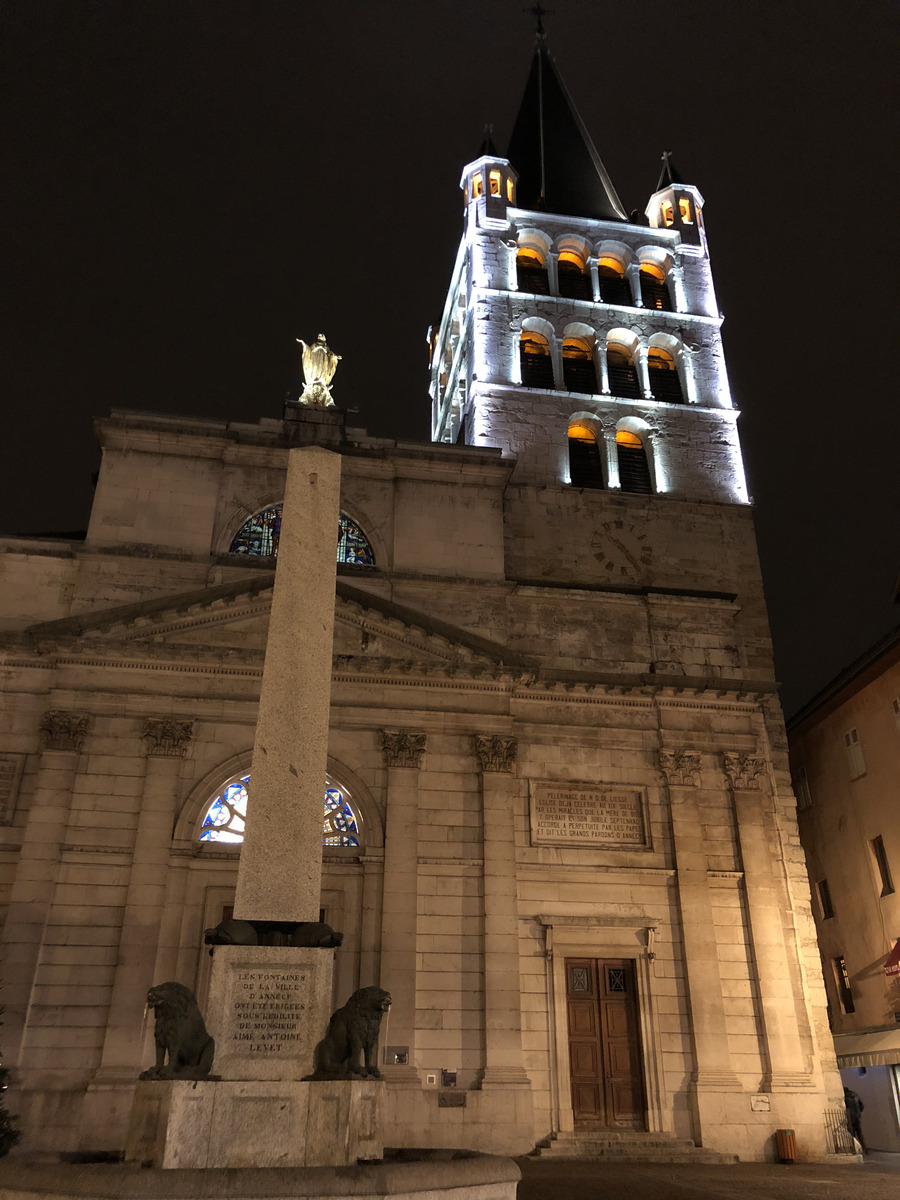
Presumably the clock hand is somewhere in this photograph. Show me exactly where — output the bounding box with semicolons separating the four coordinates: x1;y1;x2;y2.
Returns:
607;534;641;573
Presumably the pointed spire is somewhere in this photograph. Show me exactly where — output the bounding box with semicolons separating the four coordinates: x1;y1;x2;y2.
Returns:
478;123;499;158
506;39;626;222
656;150;685;190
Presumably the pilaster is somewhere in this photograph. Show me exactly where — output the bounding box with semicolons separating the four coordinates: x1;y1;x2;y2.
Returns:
473;735;530;1090
378;730;425;1084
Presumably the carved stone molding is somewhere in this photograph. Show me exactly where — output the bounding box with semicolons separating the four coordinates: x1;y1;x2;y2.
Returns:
659;750;701;788
39;710;90;753
382;730;426;770
722;753;766;791
143;718;194;758
473;735;517;773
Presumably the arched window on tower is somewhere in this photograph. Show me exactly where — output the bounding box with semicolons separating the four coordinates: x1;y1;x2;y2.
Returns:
568;422;604;489
230;506;375;566
562;336;597;394
519;331;554;389
597;257;631;306
557;250;592;301
197;771;362;849
516;247;550;295
606;341;642;399
647;348;685;404
616;430;652;494
639;263;673;311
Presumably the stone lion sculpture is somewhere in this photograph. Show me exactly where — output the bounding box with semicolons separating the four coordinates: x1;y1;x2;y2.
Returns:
139;981;216;1081
305;987;391;1081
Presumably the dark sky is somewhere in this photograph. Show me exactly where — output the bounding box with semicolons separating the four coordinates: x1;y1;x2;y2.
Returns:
4;0;899;716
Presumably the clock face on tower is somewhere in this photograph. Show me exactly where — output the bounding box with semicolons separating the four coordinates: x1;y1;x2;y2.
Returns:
591;521;652;582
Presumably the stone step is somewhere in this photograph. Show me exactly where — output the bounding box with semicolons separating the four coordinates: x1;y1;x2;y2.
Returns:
533;1133;737;1163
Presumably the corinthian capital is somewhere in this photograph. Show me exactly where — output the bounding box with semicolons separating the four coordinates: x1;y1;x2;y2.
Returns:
659;749;701;788
473;735;518;773
39;710;90;753
722;753;766;791
382;730;426;769
143;718;194;758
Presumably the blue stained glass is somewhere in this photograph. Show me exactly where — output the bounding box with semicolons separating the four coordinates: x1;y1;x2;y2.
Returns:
229;506;374;567
199;774;359;848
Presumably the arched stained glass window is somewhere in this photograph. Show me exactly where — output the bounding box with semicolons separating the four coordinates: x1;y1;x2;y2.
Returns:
198;772;361;848
229;507;374;566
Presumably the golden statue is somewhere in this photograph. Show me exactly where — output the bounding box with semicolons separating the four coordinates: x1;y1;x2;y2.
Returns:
297;333;341;407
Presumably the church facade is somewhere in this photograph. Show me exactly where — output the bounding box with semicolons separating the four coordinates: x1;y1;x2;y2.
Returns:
0;40;845;1161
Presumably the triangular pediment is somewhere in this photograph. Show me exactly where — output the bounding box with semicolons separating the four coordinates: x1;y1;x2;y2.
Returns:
21;574;535;676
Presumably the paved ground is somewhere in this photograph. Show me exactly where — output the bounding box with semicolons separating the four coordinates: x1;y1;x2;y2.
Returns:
516;1153;900;1200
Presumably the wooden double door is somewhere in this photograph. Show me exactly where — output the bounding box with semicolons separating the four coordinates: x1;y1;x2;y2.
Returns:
565;957;645;1128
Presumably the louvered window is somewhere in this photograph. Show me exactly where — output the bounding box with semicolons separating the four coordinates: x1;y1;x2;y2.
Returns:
520;335;554;389
517;249;549;295
607;347;642;399
597;265;631;306
562;338;597;394
648;351;685;404
616;431;652;494
568;425;604;489
639;267;673;312
558;259;592;300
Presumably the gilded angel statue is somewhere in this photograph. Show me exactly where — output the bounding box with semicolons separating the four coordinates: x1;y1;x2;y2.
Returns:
297;333;341;407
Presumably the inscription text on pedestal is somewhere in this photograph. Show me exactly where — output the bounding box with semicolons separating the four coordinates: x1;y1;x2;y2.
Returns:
530;781;648;849
231;968;311;1055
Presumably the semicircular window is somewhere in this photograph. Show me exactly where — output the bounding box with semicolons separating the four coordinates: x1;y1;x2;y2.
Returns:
229;506;374;566
199;772;361;848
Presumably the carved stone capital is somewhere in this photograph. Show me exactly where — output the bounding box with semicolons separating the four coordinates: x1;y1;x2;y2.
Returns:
382;730;426;770
473;735;517;774
659;750;701;788
723;753;766;791
39;710;90;753
143;718;194;758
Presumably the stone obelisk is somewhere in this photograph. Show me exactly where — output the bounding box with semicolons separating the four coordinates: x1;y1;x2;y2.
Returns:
205;444;341;1084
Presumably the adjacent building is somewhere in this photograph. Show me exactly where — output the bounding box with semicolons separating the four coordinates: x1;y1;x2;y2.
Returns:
0;37;846;1161
789;627;900;1151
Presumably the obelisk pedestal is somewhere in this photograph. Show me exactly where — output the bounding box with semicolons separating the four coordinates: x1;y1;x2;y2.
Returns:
127;446;383;1168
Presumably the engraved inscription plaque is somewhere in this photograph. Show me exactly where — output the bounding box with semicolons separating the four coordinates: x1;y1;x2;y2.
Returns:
232;967;310;1056
529;781;648;848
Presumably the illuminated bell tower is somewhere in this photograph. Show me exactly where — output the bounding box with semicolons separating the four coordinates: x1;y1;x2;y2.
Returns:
429;36;747;508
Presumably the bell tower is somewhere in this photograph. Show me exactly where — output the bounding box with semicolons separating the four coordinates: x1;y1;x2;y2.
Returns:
429;36;747;508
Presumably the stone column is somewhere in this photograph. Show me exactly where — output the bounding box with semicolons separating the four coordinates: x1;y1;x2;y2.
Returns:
1;711;88;1066
660;750;740;1093
723;753;810;1091
588;257;601;302
234;444;340;924
474;735;530;1089
378;729;425;1083
627;260;642;307
80;719;193;1147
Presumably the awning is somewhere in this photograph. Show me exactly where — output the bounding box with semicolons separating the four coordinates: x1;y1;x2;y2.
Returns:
884;941;900;977
833;1028;900;1068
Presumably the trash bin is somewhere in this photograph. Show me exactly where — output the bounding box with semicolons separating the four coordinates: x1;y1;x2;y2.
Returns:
775;1128;796;1163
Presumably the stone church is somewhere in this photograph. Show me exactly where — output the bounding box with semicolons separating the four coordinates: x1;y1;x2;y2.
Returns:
0;38;845;1161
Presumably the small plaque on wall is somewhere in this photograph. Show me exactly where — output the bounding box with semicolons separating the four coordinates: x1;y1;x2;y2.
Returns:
529;781;648;849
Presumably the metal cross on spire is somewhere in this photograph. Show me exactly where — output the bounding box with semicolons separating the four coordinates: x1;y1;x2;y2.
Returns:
524;3;554;37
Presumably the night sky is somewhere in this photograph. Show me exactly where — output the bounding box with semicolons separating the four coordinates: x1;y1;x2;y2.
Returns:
4;1;899;716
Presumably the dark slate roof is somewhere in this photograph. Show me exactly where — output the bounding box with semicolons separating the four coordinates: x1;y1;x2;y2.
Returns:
655;151;686;190
478;126;499;157
506;40;626;222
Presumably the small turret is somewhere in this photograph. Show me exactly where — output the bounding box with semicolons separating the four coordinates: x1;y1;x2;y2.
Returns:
461;127;518;231
646;152;706;255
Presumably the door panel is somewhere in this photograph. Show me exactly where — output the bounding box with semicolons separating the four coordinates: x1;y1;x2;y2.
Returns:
566;957;645;1129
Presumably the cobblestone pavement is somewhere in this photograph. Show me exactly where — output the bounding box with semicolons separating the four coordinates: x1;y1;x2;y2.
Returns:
516;1154;900;1200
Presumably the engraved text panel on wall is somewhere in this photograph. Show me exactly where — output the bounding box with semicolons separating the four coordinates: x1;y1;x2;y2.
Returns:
529;782;649;849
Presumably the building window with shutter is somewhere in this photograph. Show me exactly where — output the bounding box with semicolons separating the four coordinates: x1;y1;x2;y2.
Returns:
616;429;652;494
519;331;554;388
833;956;855;1014
793;765;813;811
871;835;895;897
568;422;604;489
843;728;866;778
817;878;835;920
